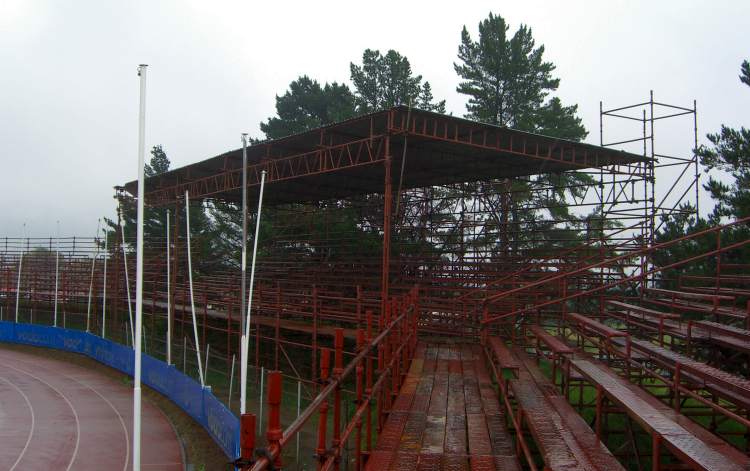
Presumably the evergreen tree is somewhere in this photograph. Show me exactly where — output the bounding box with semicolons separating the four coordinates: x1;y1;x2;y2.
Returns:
450;13;590;256
260;76;357;140
106;146;213;269
696;60;750;222
350;49;446;113
454;13;586;141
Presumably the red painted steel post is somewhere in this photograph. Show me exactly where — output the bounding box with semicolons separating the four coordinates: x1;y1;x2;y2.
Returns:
316;348;331;470
381;131;392;320
333;328;344;471
265;371;283;469
240;413;256;469
365;310;374;459
391;299;400;397
275;282;281;370
595;385;603;441
673;363;681;412
377;310;385;432
355;329;365;471
356;285;362;329
312;285;318;386
652;434;662;471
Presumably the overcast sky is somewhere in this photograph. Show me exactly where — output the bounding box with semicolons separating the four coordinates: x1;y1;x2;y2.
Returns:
1;0;748;237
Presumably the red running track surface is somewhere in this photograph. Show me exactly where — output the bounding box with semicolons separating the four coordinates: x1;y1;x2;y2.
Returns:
0;347;184;471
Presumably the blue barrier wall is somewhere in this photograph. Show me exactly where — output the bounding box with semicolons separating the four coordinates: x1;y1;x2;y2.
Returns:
0;321;240;459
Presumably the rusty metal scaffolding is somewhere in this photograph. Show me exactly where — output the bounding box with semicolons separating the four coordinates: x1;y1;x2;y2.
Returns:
2;106;749;470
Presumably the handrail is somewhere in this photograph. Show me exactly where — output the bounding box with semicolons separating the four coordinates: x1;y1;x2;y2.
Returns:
483;216;750;307
458;220;645;302
240;287;419;470
483;216;750;323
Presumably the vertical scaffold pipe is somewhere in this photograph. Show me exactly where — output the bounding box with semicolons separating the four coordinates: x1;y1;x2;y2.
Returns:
102;228;108;338
241;169;267;416
133;63;148;471
185;189;205;387
87;218;102;332
54;221;60;327
14;253;23;322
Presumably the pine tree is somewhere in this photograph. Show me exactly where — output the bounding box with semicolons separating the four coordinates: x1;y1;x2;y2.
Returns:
350;49;445;113
697;60;750;221
260;76;357;140
454;13;585;140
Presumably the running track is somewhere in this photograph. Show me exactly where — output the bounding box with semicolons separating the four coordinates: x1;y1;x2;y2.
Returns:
0;347;184;470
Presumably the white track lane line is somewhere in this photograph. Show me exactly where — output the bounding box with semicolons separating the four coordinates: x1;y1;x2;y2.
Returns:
68;376;130;471
0;362;81;471
0;376;35;471
10;356;131;471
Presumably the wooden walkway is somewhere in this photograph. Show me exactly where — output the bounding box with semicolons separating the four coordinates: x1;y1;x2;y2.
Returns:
366;342;521;471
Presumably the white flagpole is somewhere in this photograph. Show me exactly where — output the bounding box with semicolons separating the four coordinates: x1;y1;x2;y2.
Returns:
133;63;147;471
241;170;267;413
185;190;205;386
240;133;248;414
102;228;108;338
166;209;172;365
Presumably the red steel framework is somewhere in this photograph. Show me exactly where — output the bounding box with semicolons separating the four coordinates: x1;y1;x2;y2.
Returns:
2;105;749;470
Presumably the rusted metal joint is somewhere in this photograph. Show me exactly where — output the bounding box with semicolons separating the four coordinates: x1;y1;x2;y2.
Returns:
254;448;276;470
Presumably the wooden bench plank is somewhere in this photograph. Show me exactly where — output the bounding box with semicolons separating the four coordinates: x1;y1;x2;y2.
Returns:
606;300;680;320
527;325;574;354
572;357;750;471
567;312;627;338
646;287;735;302
487;337;520;372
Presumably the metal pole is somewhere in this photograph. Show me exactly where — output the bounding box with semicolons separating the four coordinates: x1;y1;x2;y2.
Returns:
166;210;172;365
228;354;236;408
119;204;135;344
14;254;22;322
133;63;147;471
102;229;108;338
296;380;301;469
54;222;60;327
183;336;187;372
185;190;205;386
241;169;267;415
204;343;210;387
87;219;101;332
258;366;265;435
240;132;249;414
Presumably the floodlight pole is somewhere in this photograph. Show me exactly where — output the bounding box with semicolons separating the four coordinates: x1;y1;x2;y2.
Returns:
241;169;266;415
240;133;248;414
133;63;147;471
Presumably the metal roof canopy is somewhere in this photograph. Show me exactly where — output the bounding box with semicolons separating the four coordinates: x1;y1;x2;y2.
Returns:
121;106;649;207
